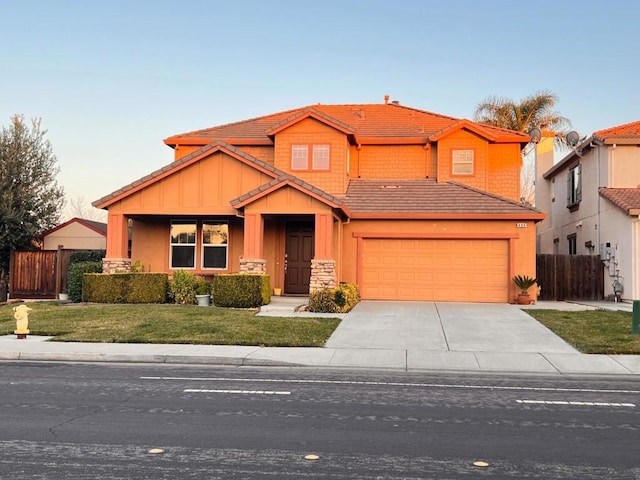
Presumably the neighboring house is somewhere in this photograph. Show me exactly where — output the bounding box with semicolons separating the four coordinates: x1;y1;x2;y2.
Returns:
93;98;543;302
536;120;640;301
40;217;107;250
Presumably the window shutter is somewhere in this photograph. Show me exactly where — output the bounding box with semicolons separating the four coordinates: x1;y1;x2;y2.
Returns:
576;164;582;202
566;171;571;204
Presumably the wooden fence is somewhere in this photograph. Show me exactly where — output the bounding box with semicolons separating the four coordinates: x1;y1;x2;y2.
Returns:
9;249;74;299
536;254;604;301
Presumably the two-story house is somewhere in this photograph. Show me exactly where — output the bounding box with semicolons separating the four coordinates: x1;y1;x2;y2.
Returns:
93;98;543;302
536;120;640;301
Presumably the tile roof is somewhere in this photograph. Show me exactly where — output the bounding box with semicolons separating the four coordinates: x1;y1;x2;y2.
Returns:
594;120;640;140
342;179;542;217
93;141;280;208
164;103;529;146
599;187;640;215
231;174;346;212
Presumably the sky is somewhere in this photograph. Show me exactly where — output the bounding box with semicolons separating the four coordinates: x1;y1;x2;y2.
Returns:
2;0;639;220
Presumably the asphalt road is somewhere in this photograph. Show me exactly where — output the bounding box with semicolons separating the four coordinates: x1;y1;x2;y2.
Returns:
0;362;639;479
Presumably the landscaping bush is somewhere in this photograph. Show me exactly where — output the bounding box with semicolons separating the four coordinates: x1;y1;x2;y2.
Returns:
213;274;270;308
168;270;199;305
69;250;106;264
309;283;360;313
68;261;102;302
83;273;168;303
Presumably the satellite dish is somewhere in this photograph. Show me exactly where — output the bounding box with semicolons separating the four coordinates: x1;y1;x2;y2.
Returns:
566;131;580;147
529;128;542;144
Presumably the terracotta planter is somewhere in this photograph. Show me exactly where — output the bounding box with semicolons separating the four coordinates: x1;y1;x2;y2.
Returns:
516;293;532;305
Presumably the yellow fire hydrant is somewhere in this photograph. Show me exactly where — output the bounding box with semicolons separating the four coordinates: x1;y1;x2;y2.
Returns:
13;304;32;339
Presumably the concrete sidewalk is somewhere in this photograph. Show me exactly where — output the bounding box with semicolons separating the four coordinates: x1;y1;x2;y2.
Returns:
0;300;638;376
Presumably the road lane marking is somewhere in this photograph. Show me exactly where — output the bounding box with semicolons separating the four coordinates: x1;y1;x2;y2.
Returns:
184;389;291;395
141;376;640;395
516;400;635;407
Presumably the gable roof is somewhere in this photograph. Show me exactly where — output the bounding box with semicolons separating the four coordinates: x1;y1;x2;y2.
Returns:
93;141;282;209
41;217;107;238
164;102;530;148
231;174;349;215
599;187;640;215
594;120;640;142
343;179;544;219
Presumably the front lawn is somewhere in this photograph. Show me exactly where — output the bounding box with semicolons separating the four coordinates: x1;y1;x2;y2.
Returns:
0;302;340;347
525;309;640;354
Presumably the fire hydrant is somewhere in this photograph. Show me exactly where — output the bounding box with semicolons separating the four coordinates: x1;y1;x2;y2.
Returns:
13;304;32;339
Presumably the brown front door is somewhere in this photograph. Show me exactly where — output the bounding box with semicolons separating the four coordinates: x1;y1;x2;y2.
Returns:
285;222;314;294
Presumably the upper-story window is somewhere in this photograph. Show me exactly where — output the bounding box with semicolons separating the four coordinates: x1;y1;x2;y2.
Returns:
567;164;582;209
291;144;330;171
452;149;474;175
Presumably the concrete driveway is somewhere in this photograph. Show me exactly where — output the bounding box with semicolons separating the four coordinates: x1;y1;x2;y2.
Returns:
325;301;578;354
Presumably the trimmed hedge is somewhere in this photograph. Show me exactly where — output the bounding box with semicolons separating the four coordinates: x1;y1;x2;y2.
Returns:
309;283;360;313
213;274;270;308
83;273;168;303
68;261;102;302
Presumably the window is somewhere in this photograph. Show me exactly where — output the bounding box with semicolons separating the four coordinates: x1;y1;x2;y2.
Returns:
170;221;196;268
202;221;228;269
291;144;330;170
452;149;474;175
567;164;582;208
567;234;577;255
291;145;308;170
312;145;330;170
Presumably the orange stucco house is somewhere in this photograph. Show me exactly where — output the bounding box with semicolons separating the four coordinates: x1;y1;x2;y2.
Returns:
93;98;543;302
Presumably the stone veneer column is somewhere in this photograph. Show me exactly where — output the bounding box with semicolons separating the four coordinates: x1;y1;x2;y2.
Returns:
102;258;132;274
310;259;336;291
239;258;267;275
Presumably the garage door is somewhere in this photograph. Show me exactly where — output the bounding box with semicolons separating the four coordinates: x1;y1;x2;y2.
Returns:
361;238;509;302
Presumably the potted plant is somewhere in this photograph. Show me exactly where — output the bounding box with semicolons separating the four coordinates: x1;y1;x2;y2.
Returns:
195;279;211;307
513;275;537;305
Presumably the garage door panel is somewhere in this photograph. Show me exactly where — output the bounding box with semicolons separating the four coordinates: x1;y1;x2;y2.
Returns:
361;238;509;302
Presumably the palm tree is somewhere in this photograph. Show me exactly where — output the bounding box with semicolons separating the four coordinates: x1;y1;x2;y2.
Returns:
473;91;572;146
473;91;573;206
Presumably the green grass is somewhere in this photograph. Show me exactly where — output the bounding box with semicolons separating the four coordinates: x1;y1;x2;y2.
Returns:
0;302;340;347
525;309;640;354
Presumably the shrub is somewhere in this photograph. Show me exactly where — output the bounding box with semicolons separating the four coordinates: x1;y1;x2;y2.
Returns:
83;273;168;303
196;278;211;296
309;283;360;313
213;274;270;308
69;250;106;264
68;261;102;302
168;270;199;305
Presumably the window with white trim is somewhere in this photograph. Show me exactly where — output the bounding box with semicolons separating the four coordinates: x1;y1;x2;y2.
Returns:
291;144;330;170
452;149;474;175
170;220;196;268
312;144;330;170
202;221;228;269
291;145;308;170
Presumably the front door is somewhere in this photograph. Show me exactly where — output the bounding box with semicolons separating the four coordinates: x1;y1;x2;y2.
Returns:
285;222;314;294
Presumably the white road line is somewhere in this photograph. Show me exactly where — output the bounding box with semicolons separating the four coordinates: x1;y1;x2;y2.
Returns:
140;376;640;395
184;389;291;395
516;400;635;407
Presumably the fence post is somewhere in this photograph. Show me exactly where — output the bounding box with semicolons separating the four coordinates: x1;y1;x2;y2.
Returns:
55;244;63;298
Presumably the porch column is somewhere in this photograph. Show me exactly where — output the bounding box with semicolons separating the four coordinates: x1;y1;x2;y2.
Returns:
240;213;266;274
103;212;131;273
310;213;336;291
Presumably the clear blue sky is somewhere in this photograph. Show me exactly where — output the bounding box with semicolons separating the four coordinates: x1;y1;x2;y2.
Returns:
2;0;639;217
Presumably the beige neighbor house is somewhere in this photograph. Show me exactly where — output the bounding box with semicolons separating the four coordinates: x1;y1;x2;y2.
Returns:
40;217;107;251
536;120;640;301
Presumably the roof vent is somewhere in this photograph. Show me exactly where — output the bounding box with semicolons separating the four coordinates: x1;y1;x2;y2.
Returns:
381;185;401;189
384;95;390;104
391;100;400;105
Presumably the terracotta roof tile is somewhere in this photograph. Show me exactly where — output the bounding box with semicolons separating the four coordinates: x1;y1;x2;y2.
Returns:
93;141;280;208
594;120;640;140
343;179;541;216
164;103;529;146
599;187;640;214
